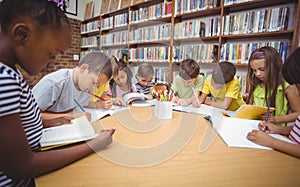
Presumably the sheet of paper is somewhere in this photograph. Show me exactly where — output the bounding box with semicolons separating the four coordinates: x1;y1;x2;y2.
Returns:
172;104;214;116
216;117;295;150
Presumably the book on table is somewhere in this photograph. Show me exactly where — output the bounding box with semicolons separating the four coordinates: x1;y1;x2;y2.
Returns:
40;116;97;151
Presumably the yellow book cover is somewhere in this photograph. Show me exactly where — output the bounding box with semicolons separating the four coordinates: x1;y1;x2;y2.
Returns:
223;104;275;120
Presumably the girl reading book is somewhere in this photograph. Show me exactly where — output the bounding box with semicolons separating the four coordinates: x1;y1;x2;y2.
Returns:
108;61;137;106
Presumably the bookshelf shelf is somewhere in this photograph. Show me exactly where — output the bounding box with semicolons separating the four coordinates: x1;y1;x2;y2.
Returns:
222;30;294;40
89;0;300;84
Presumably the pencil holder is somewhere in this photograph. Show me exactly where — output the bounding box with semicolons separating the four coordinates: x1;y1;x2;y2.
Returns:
154;101;172;119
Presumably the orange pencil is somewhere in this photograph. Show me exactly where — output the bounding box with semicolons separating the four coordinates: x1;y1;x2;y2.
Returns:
88;91;107;101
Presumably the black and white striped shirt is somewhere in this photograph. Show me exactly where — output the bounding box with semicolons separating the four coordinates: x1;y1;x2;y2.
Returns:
0;62;43;186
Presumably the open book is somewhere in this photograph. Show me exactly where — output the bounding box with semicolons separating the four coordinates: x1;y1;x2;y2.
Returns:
123;92;149;105
215;117;294;150
84;105;129;123
223;104;275;120
40;116;97;151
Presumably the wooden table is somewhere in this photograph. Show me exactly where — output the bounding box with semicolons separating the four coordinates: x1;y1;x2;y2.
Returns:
36;107;300;186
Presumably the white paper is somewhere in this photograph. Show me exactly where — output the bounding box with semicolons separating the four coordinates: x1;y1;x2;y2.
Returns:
216;117;295;150
84;105;129;122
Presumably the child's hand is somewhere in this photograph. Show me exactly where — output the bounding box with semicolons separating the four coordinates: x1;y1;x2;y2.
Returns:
146;93;153;100
258;121;279;134
192;99;201;108
177;99;190;106
113;97;126;106
204;97;213;106
43;116;73;128
95;98;113;109
172;95;179;104
88;128;115;151
75;112;91;121
259;113;276;123
247;130;275;147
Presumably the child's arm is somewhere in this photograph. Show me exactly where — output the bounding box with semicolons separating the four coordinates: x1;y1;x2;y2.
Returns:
0;113;114;180
41;111;92;127
193;93;207;107
205;97;233;110
112;97;126;106
247;130;300;158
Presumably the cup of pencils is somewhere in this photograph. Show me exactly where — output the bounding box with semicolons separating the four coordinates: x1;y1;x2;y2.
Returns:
153;89;172;120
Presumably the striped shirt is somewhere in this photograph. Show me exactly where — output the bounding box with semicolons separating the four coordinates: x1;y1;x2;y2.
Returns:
135;82;154;95
0;62;43;186
289;115;300;144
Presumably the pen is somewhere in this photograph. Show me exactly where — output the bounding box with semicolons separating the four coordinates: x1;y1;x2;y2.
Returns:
264;101;271;132
74;99;85;112
88;91;107;101
192;87;200;105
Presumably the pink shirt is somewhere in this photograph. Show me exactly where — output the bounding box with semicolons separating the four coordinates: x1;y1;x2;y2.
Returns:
108;84;137;98
289;115;300;144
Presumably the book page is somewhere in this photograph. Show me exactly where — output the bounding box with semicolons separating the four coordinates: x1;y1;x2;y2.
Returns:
131;99;156;107
84;105;129;122
216;117;294;150
123;93;148;105
172;104;214;116
40;116;97;147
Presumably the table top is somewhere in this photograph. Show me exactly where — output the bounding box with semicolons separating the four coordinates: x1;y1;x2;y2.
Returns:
36;107;300;187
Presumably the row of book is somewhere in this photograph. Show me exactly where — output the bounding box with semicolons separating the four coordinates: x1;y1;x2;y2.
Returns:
129;47;170;62
101;30;128;46
80;36;100;48
101;17;114;30
173;44;218;63
224;0;253;6
129;1;172;24
114;12;129;28
174;0;219;16
174;16;220;39
222;6;291;35
81;20;100;34
128;23;171;43
220;41;289;64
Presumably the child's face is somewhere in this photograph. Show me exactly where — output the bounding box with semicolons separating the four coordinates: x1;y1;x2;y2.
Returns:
250;59;265;82
78;71;99;91
96;73;109;88
211;79;225;90
136;75;153;87
181;77;196;87
115;70;128;87
18;25;71;75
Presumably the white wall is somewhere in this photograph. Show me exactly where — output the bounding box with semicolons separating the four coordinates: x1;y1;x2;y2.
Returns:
67;0;102;20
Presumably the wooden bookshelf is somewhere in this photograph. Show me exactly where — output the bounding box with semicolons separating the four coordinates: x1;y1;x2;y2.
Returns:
88;0;300;83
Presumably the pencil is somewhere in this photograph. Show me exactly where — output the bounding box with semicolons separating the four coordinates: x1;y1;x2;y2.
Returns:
192;87;200;105
88;91;107;101
73;99;85;112
264;101;271;132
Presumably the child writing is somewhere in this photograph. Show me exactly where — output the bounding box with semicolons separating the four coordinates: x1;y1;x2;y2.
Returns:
108;59;137;106
247;46;300;126
193;61;245;111
135;63;155;99
88;56;119;110
32;52;118;122
171;59;203;106
0;1;114;186
247;47;300;158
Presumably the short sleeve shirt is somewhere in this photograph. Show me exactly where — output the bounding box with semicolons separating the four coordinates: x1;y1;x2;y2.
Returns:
202;75;245;111
90;81;110;102
171;75;204;99
32;69;91;112
0;62;43;186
